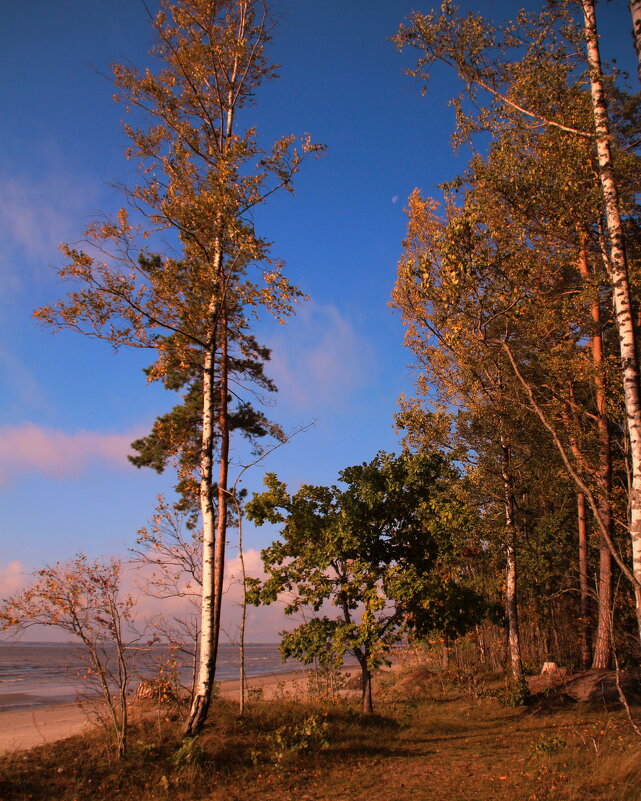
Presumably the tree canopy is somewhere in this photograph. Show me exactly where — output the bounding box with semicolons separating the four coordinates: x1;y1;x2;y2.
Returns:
247;451;484;712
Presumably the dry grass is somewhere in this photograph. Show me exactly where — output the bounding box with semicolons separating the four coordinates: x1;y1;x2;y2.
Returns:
1;668;640;801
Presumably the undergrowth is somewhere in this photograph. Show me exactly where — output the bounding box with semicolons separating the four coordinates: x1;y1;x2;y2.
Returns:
1;668;640;801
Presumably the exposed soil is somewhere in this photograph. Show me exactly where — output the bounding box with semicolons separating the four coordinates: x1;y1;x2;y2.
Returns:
528;669;641;711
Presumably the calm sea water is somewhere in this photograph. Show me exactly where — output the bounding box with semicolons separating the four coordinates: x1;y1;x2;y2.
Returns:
0;642;302;711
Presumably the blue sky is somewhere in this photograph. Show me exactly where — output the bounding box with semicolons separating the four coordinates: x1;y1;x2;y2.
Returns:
0;1;635;637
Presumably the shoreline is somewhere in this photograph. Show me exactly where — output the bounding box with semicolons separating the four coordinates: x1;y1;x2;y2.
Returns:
0;666;305;713
0;667;344;755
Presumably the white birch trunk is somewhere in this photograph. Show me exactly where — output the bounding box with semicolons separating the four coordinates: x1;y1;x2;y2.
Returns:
210;314;230;690
581;0;641;640
185;338;218;736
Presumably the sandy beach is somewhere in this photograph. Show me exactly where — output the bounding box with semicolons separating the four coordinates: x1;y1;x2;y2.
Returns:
0;670;314;754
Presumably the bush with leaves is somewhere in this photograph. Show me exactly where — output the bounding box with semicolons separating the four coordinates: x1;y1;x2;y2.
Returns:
0;555;137;758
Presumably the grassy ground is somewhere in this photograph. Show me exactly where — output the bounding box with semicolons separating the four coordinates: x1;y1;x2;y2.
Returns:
1;668;640;801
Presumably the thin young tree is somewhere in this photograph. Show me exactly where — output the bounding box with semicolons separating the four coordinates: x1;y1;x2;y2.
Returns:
0;556;136;759
131;496;203;705
392;188;540;694
247;452;484;713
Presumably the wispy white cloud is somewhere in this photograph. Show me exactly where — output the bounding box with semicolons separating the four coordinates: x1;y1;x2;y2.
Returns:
0;423;140;485
124;547;295;644
0;166;98;293
0;346;50;415
266;302;375;412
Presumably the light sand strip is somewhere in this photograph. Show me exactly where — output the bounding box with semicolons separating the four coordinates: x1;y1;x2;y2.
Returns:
0;670;315;754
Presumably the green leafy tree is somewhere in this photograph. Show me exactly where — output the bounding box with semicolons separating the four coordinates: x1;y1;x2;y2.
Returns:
246;452;483;713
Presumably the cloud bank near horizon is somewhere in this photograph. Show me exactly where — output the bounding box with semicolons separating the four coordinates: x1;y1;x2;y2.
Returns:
0;422;141;485
0;549;298;646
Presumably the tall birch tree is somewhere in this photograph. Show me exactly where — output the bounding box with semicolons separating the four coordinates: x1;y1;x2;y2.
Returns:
35;0;320;736
579;0;641;641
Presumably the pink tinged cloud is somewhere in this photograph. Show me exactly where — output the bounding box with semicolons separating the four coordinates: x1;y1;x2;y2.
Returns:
0;423;139;485
0;561;27;596
125;548;297;644
0;553;298;644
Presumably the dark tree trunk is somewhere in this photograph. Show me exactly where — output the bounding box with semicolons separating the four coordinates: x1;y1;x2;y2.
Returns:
361;666;373;714
578;492;592;670
354;649;373;714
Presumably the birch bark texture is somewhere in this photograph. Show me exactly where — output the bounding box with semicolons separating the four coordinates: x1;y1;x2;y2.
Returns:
580;0;641;638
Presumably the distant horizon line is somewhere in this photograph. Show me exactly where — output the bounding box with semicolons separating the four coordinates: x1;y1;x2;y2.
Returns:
0;640;282;646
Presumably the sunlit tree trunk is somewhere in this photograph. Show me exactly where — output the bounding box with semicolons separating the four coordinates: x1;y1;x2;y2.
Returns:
577;492;592;670
185;333;218;736
577;239;612;667
211;314;230;689
500;439;526;690
237;498;247;716
581;0;641;640
185;306;229;736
